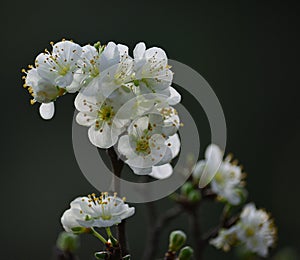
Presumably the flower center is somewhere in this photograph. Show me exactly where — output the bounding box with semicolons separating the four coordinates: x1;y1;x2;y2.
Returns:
98;106;114;122
245;227;255;237
136;139;150;154
214;172;224;184
101;214;112;220
59;65;70;76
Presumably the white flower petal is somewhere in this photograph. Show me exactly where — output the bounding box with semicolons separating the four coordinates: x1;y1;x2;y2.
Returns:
133;42;146;60
118;135;134;158
168;87;181;105
117;44;129;55
76;112;96;127
99;42;120;72
199;144;223;188
88;123;117;149
149;163;173;179
39;102;55;120
166;133;181;158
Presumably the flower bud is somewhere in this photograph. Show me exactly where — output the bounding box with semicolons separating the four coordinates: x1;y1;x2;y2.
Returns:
169;230;187;252
187;190;201;202
178;246;194;260
56;232;80;253
122;255;131;259
180;182;194;196
95;251;110;259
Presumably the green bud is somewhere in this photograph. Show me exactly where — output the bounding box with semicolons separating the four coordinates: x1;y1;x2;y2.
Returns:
179;246;194;260
180;182;194;196
56;232;80;253
122;255;131;260
169;230;187;252
187;190;201;202
94;251;110;259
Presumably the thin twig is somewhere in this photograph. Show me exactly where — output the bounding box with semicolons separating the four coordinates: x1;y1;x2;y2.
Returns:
202;214;240;242
106;147;128;258
143;205;183;260
189;209;204;260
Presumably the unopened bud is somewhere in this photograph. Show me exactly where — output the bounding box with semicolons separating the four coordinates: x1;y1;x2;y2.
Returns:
187;190;201;202
56;232;79;253
169;230;186;252
178;246;194;260
180;182;194;196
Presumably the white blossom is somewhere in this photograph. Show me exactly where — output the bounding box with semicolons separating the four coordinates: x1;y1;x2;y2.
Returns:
24;68;65;103
23;68;65;119
210;226;238;252
193;144;245;205
61;193;135;232
236;203;277;257
210;203;277;258
210;160;244;205
118;115;180;179
75;87;134;149
132;42;173;96
70;42;133;97
34;40;82;88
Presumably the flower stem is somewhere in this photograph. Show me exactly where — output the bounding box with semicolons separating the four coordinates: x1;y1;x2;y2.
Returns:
105;227;113;238
106;147;128;257
91;227;108;244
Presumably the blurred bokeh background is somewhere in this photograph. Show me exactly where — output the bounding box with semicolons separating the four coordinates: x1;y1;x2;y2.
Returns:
1;0;299;259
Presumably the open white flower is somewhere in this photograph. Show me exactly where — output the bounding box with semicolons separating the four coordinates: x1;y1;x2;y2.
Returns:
61;193;135;231
24;68;65;103
118;115;180;179
193;144;245;204
210;160;244;205
132;42;173;96
23;68;66;120
210;203;276;257
70;42;133;96
35;40;82;88
75;87;134;148
235;203;277;257
210;226;238;252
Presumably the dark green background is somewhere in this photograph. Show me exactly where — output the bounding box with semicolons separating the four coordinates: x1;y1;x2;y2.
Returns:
1;0;299;259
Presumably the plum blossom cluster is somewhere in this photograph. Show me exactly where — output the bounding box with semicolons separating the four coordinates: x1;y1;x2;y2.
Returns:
61;192;135;232
22;39;181;178
193;144;247;205
210;203;277;257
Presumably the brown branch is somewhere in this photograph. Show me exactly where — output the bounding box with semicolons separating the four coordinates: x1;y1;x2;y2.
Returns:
106;147;128;258
202;214;240;242
189;209;204;260
143;205;183;260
